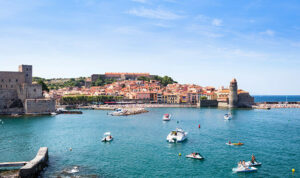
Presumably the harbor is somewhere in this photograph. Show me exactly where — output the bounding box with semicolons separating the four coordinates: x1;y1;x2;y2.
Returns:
0;108;299;177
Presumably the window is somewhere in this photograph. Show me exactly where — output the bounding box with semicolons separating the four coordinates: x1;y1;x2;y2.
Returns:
26;74;28;77
16;79;18;82
0;85;2;88
34;89;36;92
11;85;13;88
9;79;11;82
1;79;3;82
26;68;28;71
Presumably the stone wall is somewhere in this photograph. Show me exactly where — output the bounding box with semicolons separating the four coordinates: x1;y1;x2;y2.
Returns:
24;99;55;114
198;100;218;107
0;72;25;90
218;102;229;108
19;147;48;178
0;89;24;114
238;93;254;108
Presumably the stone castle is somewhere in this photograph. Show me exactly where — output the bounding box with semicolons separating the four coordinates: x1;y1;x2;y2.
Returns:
0;65;55;115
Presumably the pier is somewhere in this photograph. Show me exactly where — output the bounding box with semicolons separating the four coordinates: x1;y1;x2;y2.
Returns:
0;147;48;178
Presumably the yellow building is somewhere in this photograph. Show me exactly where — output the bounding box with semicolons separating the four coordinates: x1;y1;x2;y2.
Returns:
162;93;180;104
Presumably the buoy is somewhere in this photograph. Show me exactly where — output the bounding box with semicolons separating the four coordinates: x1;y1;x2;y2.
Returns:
198;124;201;128
69;147;72;151
292;168;295;172
177;121;179;124
179;153;182;156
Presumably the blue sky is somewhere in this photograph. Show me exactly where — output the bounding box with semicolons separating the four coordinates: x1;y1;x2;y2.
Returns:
0;0;300;94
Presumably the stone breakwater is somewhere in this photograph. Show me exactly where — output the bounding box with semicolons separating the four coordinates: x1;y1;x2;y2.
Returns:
110;108;148;116
256;103;300;109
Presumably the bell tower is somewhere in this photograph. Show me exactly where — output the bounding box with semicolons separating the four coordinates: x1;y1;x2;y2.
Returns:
229;78;238;108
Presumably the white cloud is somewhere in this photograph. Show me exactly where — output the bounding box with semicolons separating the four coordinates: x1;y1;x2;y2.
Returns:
127;7;183;20
132;0;147;3
260;29;275;36
212;18;222;26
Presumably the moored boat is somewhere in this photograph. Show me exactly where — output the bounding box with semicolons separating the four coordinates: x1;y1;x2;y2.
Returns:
163;114;171;121
224;113;232;120
101;132;113;142
166;128;188;143
186;153;204;160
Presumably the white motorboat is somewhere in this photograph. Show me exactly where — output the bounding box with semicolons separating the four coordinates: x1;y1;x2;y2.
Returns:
232;166;257;173
224;113;232;120
245;161;262;167
162;114;171;121
101;132;113;142
166;128;188;143
51;112;57;116
186;153;204;160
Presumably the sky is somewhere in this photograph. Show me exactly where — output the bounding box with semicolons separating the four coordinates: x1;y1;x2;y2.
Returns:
0;0;300;95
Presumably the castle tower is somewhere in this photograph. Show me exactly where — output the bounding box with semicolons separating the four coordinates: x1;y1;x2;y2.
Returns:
19;65;32;84
229;78;238;108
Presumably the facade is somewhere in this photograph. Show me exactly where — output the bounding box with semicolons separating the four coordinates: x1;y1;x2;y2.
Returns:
0;65;55;115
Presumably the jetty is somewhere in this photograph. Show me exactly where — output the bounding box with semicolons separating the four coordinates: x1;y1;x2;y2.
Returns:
255;102;300;109
0;147;48;178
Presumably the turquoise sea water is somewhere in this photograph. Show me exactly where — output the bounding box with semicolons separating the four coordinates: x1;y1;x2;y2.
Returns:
0;108;300;177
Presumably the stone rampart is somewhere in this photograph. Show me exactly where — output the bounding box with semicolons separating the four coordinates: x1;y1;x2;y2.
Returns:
25;99;55;114
19;147;48;178
0;72;25;90
198;100;218;107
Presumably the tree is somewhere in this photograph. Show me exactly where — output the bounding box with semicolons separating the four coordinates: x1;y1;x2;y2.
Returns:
161;76;177;86
200;96;207;100
37;80;49;92
137;76;150;82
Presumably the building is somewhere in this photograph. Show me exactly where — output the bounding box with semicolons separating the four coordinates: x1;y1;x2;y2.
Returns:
91;72;151;83
0;65;55;115
217;78;254;108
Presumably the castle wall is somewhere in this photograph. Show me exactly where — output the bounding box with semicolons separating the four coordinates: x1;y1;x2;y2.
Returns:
24;99;55;114
0;89;24;114
0;72;25;90
198;100;218;107
238;93;254;108
218;102;229;108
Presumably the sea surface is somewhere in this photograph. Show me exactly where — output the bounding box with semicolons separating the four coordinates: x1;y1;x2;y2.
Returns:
0;108;299;177
254;95;300;102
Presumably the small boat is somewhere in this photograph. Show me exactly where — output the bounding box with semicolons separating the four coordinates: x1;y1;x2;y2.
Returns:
232;166;257;173
101;132;113;142
51;112;57;116
224;113;232;120
163;114;171;121
186;153;204;160
226;142;244;146
245;161;262;167
166;128;188;143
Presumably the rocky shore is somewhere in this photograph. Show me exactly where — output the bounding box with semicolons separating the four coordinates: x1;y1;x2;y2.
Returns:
109;108;148;116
